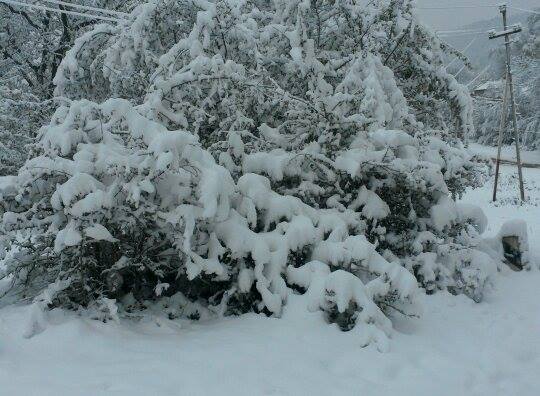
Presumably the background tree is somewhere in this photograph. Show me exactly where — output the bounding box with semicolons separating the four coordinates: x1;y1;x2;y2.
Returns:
0;0;138;175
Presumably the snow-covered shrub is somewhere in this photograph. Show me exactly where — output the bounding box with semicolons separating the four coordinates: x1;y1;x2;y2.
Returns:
250;128;494;301
0;98;418;342
1;0;498;338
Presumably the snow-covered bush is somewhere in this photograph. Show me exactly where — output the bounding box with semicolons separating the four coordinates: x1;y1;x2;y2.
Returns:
1;0;498;339
0;98;418;342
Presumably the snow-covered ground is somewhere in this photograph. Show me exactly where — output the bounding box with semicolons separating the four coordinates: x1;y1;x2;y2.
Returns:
1;164;539;396
469;142;540;165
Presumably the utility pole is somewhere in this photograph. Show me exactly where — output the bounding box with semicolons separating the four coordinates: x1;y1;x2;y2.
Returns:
490;4;525;201
493;75;509;201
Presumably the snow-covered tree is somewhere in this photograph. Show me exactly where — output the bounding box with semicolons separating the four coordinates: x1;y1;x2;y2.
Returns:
0;86;55;176
0;1;138;176
0;0;136;99
1;0;499;342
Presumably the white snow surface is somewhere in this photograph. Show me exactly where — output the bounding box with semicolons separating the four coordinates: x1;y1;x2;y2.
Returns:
1;164;539;396
469;143;540;165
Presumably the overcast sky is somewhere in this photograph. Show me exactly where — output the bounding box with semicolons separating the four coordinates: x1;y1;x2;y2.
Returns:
415;0;540;30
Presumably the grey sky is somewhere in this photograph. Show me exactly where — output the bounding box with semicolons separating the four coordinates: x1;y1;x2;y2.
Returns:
415;0;540;30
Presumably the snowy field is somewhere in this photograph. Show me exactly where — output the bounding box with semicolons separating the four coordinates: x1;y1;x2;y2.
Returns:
1;162;539;396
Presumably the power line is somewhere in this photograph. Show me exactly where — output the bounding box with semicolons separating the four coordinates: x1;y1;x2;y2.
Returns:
418;3;540;15
38;0;128;18
437;30;489;38
467;64;491;87
453;62;468;78
436;28;488;34
0;0;123;22
418;5;499;10
420;3;540;37
445;36;478;70
436;29;489;35
438;33;483;38
460;35;479;53
508;6;540;15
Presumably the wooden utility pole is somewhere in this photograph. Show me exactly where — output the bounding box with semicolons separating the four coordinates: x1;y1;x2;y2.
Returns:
490;4;525;201
493;75;509;201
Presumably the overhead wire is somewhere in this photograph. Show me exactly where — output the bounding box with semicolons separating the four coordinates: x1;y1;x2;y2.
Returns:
417;5;500;10
437;30;490;38
0;0;124;22
453;62;468;78
420;3;540;38
445;36;478;70
38;0;128;17
436;28;489;34
458;35;480;53
418;3;540;16
430;6;538;38
467;64;492;87
508;6;540;15
420;1;539;102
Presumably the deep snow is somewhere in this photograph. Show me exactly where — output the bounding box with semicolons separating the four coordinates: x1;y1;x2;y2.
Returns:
1;163;539;396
